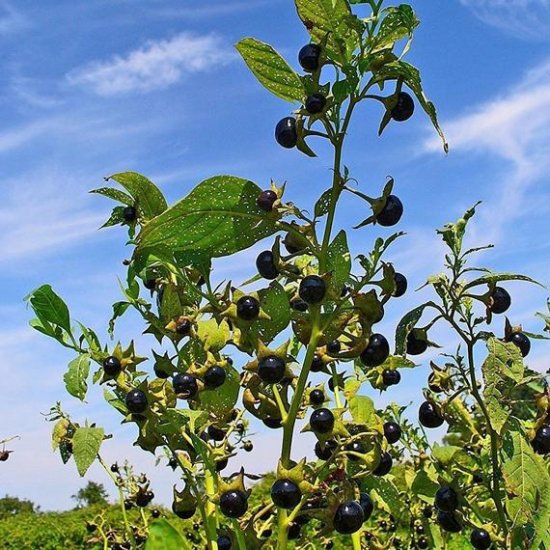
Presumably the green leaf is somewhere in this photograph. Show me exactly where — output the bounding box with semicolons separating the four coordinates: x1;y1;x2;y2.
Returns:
314;188;333;218
463;272;543;291
108;301;130;337
431;443;463;466
502;423;550;546
90;186;133;206
137;176;278;259
72;427;104;476
200;365;240;417
411;469;438;502
27;284;72;335
395;303;433;355
63;354;90;401
348;395;375;425
482;338;524;434
145;519;189;550
372;5;419;53
106;172;167;219
248;282;291;345
235;38;304;102
294;0;356;62
372;60;447;151
197;318;230;352
362;476;408;521
326;230;351;299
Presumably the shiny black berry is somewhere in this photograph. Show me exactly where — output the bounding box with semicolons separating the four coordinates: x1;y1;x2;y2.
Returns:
151;509;160;519
327;340;341;355
392;272;407;297
136;490;154;507
419;401;444;428
172;502;196;519
360;333;390;367
122;205;137;223
437;510;462;533
144;278;156;290
423;505;433;519
469;528;491;549
305;94;326;114
290;298;309;312
207;425;226;442
256;250;279;280
435;486;458;512
508;332;531;357
333;501;364;534
298;43;321;72
263;416;283;429
489;286;511;314
407;329;428;355
383;421;402;444
204;366;226;389
275;117;298;148
314;439;337;460
417;536;429;549
243;440;253;452
125;389;147;414
346;440;366;461
391;92;415;122
310;354;324;372
299;275;326;304
215;457;228;472
310;389;325;406
376;195;403;227
532;425;550;454
373;452;392;476
382;369;401;387
175;318;192;336
220;490;248;518
103;356;121;376
359;492;373;521
271;479;302;509
328;377;343;392
217;535;232;550
258;356;286;384
236;296;260;321
257;190;277;211
310;408;334;434
173;373;198;399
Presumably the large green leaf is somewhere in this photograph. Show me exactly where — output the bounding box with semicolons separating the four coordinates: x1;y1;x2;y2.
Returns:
236;38;304;102
197;318;230;352
372;5;419;53
27;284;72;334
372;60;447;151
72;427;104;476
63;354;90;401
90;186;133;206
106;172;167;219
137;176;278;258
326;230;351;299
348;395;375;425
294;0;356;61
394;303;433;355
482;338;524;434
463;272;542;291
145;519;189;550
248;282;291;345
502;424;550;546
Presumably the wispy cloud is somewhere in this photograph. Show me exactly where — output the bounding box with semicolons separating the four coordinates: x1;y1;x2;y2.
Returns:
424;57;550;245
460;0;550;40
0;1;29;35
66;32;234;96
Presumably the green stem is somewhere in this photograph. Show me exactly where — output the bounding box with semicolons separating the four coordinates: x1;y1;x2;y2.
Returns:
351;531;362;550
331;364;343;408
232;519;247;550
277;509;289;550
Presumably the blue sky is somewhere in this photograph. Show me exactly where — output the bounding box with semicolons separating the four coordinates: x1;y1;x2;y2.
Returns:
1;0;549;510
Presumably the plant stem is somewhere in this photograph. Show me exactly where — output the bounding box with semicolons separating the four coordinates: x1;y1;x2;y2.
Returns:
352;532;362;550
233;519;247;550
277;509;288;550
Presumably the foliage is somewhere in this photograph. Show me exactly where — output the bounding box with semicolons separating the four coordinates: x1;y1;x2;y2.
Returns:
0;495;38;520
27;0;549;549
72;482;109;509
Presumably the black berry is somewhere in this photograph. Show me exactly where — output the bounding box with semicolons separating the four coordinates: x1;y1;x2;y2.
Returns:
299;275;326;304
256;250;279;280
305;94;326;114
290;298;309;312
207;425;226;442
359;492;373;521
122;206;137;223
310;389;325;406
423;505;433;519
258;356;286;384
103;356;121;376
151;509;161;519
173;373;198;399
204;366;226;389
144;278;156;290
391;92;415;122
382;369;401;386
125;389;147;414
326;340;341;355
257;190;277;211
275;117;298;148
263;416;283;429
532;425;550;455
392;272;407;297
217;535;232;550
314;439;337;460
383;421;402;444
333;501;364;534
172;502;196;519
360;333;390;367
219;490;248;518
175;318;192;336
471;528;491;550
236;296;260;321
435;486;458;512
298;43;321;72
419;401;444;428
215;457;228;472
243;440;253;452
373;452;392;476
417;536;429;549
508;332;531;357
406;329;428;355
310;353;324;372
376;195;403;227
489;286;511;314
346;440;366;461
437;510;462;533
271;479;302;509
310;408;334;434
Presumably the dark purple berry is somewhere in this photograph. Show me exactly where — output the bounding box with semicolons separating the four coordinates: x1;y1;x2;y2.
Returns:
333;501;364;534
310;408;334;434
258;356;286;384
236;296;260;321
271;479;302;509
383;421;402;444
220;490;248;518
125;389;147;414
173;373;198;399
103;356;121;376
419;401;444;428
305;94;326;114
373;452;392;476
391;92;415;122
360;334;390;367
489;286;511;314
298;43;321;72
257;190;277;211
376;195;403;227
256;250;279;280
204;366;226;389
299;275;326;304
275;117;298;148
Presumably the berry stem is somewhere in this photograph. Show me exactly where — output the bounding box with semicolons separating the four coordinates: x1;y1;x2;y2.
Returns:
330;364;343;408
277;509;289;550
232;519;247;550
351;532;362;550
204;468;219;547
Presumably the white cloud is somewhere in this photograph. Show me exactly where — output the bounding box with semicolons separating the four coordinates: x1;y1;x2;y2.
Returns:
66;32;234;96
424;58;550;245
460;0;550;40
0;1;29;35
